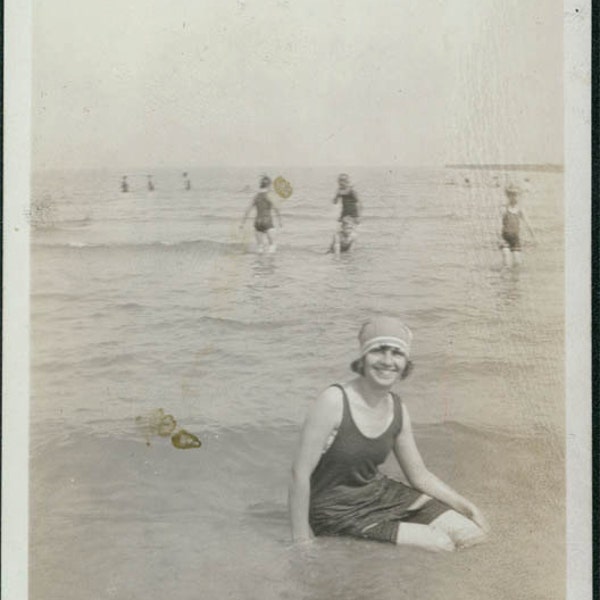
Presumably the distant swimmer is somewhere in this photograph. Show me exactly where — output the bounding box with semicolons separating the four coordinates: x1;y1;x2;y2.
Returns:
121;176;129;193
329;216;357;255
182;172;192;191
147;175;155;192
333;173;362;224
239;175;283;253
499;184;536;267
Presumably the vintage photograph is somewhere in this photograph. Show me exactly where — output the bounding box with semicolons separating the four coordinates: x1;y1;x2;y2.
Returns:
3;1;591;599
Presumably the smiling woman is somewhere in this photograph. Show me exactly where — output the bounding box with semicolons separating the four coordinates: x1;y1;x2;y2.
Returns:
289;316;490;551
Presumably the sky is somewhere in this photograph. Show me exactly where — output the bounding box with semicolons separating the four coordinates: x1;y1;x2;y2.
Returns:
31;0;563;169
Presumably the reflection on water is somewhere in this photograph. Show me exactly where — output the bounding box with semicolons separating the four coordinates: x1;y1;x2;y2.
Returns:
251;253;278;279
496;266;523;306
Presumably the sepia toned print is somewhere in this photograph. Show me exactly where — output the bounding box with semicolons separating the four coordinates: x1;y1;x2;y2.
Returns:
2;1;591;599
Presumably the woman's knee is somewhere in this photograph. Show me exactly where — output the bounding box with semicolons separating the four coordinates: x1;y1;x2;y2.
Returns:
430;511;487;549
429;529;455;552
396;522;455;552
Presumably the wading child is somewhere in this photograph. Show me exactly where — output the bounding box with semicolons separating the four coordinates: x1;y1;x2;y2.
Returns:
240;176;283;253
500;185;536;267
333;173;362;224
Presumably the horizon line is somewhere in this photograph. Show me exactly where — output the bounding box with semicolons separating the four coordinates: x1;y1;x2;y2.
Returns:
32;161;564;173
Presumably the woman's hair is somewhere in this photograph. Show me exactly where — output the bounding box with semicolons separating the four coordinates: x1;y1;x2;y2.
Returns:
260;175;271;189
353;357;414;379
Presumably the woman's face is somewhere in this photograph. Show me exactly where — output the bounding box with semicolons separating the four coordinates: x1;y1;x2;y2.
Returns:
362;345;407;388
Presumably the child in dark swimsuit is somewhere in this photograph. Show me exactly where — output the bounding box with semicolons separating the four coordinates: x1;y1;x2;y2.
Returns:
240;176;283;253
500;185;536;267
290;316;489;550
333;174;362;224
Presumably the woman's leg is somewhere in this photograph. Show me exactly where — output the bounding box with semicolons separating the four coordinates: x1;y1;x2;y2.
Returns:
332;232;341;255
255;231;265;252
266;228;276;252
502;247;513;267
395;522;455;552
512;250;523;265
430;510;487;549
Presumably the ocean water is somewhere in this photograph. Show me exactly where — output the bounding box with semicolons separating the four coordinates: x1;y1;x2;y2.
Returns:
30;166;565;600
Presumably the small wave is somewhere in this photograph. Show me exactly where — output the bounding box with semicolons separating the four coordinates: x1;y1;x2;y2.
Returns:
114;302;145;311
408;304;472;324
31;291;80;301
287;212;404;223
197;315;302;332
427;419;564;442
34;237;247;253
35;351;139;372
50;217;93;230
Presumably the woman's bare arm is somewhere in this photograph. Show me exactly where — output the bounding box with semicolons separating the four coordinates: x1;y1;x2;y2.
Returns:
289;387;343;542
393;405;490;532
239;199;255;227
520;209;536;242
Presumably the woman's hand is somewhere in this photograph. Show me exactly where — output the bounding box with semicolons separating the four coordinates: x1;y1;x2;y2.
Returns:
465;504;491;534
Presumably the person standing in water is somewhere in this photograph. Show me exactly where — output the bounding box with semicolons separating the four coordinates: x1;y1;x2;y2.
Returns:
239;175;282;253
333;173;362;224
289;316;489;550
329;216;357;255
182;172;192;191
121;176;129;193
500;184;536;267
147;175;155;192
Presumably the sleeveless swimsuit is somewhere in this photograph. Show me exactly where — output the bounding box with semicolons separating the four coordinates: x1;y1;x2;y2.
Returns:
501;208;521;250
309;385;450;543
254;193;274;232
337;190;360;221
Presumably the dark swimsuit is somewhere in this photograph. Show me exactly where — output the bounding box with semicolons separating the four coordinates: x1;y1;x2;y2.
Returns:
309;385;450;543
253;193;274;232
336;189;360;221
501;209;521;250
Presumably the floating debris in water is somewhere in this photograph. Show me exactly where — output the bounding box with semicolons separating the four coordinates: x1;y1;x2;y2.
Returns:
171;429;201;449
136;408;201;449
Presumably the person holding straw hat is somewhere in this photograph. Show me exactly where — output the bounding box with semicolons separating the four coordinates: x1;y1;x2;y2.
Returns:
289;316;489;550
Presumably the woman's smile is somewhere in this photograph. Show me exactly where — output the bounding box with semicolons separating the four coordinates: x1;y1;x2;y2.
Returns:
363;346;407;386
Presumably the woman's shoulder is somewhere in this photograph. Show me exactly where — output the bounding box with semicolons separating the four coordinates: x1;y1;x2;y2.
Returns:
390;391;405;416
317;384;345;408
390;390;403;404
313;385;346;414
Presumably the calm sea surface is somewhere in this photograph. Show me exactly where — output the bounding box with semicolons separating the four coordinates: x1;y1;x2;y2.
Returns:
30;166;564;600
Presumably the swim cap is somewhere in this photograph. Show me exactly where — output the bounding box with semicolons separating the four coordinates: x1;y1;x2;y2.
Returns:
260;175;271;188
350;316;413;373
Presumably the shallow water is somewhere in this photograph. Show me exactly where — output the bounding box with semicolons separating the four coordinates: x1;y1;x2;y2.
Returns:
30;166;564;599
